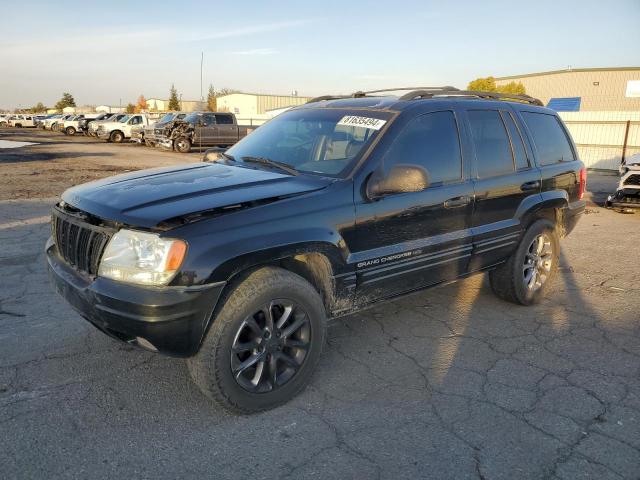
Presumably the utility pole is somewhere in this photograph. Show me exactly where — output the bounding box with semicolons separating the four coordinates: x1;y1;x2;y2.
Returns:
200;52;204;101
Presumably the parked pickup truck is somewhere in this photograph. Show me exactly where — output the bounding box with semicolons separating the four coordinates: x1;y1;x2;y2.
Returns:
78;112;112;135
155;112;255;153
47;87;586;414
88;113;127;137
96;114;155;143
132;112;187;147
63;114;102;135
8;114;37;128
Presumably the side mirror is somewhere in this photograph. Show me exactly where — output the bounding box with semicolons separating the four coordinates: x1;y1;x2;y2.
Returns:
202;147;228;163
366;164;430;199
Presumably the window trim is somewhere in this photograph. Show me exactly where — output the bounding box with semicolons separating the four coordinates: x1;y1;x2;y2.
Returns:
466;108;517;180
380;109;465;189
500;110;531;171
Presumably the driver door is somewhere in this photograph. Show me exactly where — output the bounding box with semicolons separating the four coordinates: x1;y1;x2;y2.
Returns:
352;110;475;303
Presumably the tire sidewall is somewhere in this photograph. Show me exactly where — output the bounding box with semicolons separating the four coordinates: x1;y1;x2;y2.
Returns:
110;131;123;143
512;220;559;305
65;127;75;135
174;137;191;153
195;269;326;412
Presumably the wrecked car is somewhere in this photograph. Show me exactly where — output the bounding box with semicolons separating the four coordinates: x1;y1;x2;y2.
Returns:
606;152;640;211
132;112;187;147
96;114;155;143
155;111;255;153
47;87;586;414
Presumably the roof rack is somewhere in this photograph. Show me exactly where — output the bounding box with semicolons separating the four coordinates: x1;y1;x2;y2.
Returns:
306;87;543;106
306;86;458;104
398;89;543;106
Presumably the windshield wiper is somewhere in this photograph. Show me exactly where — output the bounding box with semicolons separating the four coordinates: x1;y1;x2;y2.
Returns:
241;156;299;176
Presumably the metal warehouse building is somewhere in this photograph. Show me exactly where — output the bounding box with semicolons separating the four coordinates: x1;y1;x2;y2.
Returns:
495;67;640;111
216;93;310;117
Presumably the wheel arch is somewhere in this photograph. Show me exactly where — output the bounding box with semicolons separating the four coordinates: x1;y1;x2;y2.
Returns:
516;191;568;235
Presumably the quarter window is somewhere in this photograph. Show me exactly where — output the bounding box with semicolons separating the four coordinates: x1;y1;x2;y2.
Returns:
384;111;462;185
468;110;515;178
521;112;575;165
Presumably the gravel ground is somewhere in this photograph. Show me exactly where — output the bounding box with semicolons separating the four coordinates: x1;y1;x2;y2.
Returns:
1;129;639;479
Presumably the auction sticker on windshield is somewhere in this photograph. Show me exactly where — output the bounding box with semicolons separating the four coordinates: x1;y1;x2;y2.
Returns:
337;116;387;130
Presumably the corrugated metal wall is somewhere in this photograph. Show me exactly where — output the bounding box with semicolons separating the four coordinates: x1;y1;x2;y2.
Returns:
559;111;640;170
256;95;308;114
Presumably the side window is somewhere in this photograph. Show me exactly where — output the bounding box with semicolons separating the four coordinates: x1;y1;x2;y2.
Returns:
130;116;142;125
202;114;216;126
384;111;462;185
501;111;529;170
467;110;515;178
521;112;575;165
215;114;233;125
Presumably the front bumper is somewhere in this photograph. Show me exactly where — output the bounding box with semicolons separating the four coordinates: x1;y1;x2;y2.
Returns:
46;238;225;357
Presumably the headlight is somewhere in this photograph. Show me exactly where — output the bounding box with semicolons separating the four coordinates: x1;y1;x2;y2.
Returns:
98;229;187;286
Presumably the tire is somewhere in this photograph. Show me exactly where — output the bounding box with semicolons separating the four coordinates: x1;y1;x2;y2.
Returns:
65;126;76;136
489;219;559;306
109;130;124;143
188;267;327;414
15;124;22;128
174;137;191;153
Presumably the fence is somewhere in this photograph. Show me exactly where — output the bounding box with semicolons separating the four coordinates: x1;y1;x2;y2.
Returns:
559;111;640;170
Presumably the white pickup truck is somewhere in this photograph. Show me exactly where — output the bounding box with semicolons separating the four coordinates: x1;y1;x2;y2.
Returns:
96;114;155;143
63;114;101;135
8;114;37;128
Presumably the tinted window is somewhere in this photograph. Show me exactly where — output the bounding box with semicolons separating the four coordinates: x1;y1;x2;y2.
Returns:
468;110;514;178
202;114;216;126
384;111;462;184
501;111;529;169
522;112;575;165
215;114;234;125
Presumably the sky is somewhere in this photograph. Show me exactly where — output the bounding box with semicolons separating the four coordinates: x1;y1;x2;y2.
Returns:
0;0;639;109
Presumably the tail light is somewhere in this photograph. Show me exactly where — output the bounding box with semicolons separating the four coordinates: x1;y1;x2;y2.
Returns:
578;167;587;200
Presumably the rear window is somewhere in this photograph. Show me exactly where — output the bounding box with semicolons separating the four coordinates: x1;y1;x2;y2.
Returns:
468;110;514;178
521;112;575;165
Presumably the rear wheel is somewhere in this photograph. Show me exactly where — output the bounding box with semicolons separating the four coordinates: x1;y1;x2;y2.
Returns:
109;130;124;143
174;137;191;153
188;267;326;414
489;219;559;305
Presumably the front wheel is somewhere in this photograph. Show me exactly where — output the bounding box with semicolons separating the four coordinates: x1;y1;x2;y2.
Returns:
489;219;559;305
65;126;76;135
109;130;124;143
174;137;191;153
188;267;327;414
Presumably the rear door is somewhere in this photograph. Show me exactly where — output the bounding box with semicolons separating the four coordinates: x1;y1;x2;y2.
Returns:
214;114;237;145
196;113;216;146
353;109;475;302
464;108;541;272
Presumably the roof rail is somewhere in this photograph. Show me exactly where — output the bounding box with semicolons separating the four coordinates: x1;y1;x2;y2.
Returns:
398;89;543;106
306;86;459;104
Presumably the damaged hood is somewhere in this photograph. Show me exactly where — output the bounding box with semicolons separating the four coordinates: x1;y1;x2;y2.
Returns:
62;163;332;228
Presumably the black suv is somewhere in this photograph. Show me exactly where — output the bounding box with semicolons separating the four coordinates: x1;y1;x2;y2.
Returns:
47;87;586;413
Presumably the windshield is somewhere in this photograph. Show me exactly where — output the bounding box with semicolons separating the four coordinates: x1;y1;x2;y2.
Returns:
119;115;131;123
226;108;392;177
183;113;199;124
157;113;178;124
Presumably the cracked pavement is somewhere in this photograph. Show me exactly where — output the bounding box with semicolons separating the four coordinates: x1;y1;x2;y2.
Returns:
1;171;639;479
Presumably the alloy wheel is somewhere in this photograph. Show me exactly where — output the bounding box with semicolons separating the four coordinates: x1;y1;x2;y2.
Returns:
230;299;311;393
523;233;553;291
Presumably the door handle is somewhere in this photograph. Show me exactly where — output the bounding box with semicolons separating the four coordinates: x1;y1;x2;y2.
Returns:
520;181;540;192
444;195;471;208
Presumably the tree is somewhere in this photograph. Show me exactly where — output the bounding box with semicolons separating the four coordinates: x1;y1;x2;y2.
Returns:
31;102;47;113
168;84;180;111
125;103;136;114
216;87;239;97
54;92;76;111
467;76;526;95
206;84;217;111
134;95;147;113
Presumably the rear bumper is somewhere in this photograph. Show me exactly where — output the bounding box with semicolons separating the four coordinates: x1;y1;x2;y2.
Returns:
562;199;586;236
46;238;225;357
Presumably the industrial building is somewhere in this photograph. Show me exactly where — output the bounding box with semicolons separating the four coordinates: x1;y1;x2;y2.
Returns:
495;67;640;111
146;98;206;112
216;93;310;117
